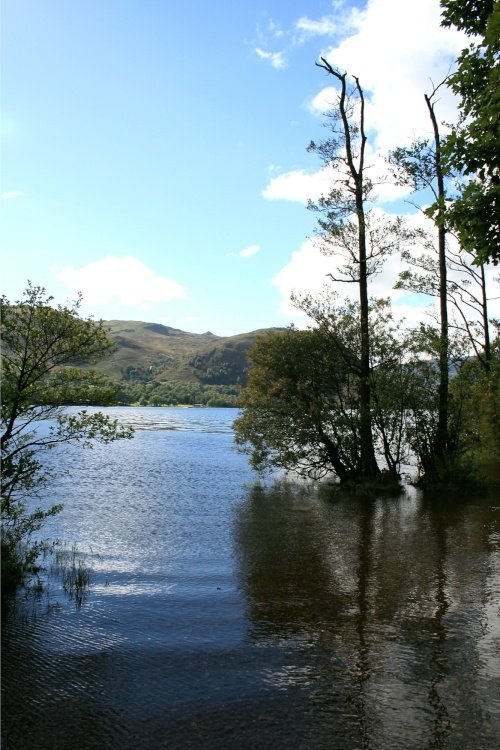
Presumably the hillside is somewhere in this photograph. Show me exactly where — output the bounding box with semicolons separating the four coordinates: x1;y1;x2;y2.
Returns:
91;320;282;406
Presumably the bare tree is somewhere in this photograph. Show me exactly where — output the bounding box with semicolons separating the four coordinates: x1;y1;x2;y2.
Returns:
390;82;497;477
309;58;409;478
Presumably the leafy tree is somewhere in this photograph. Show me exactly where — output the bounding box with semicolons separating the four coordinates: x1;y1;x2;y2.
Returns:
234;296;412;484
440;0;500;264
450;336;500;461
1;284;133;596
234;325;355;481
297;294;415;478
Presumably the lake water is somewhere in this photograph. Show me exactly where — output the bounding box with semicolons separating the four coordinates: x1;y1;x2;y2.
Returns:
2;407;499;749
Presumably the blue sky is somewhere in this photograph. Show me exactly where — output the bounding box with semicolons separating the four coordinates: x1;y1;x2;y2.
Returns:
2;0;490;336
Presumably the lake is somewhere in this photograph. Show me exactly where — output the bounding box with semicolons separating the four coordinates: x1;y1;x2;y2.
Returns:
2;407;499;749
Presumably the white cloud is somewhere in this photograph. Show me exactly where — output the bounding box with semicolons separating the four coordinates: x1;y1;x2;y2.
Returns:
272;237;333;319
308;86;338;114
267;19;284;38
227;244;261;259
272;209;500;331
255;47;287;69
272;234;438;329
239;244;261;258
295;16;338;36
262;153;411;205
319;0;470;151
364;148;414;204
262;167;333;203
257;1;496;333
51;256;187;307
2;191;22;200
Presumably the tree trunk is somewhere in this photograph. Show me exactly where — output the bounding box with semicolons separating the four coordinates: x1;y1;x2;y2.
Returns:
349;75;379;477
480;264;491;372
357;181;379;477
426;93;449;464
316;60;380;479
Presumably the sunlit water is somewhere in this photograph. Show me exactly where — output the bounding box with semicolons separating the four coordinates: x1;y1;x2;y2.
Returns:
2;407;499;749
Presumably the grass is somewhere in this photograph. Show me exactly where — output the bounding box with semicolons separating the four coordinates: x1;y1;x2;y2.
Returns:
49;542;93;608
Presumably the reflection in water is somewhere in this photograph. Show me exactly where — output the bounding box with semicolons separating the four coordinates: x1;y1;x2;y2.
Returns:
1;408;499;749
234;481;500;749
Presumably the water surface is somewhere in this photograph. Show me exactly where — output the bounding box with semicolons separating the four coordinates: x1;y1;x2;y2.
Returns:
2;407;499;749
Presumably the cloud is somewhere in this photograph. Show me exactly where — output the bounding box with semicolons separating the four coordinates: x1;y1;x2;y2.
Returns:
2;191;22;200
318;0;470;151
271;234;440;330
272;237;334;317
255;48;287;69
227;244;261;259
267;19;284;39
262;154;411;205
239;244;261;258
258;1;497;331
51;256;187;307
262;167;333;203
307;86;338;114
295;16;338;37
261;0;468;152
271;209;500;332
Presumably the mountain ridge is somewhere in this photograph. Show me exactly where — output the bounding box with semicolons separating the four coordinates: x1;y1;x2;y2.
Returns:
91;319;284;406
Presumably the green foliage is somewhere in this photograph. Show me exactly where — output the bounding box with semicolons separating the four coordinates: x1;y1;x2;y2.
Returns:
189;342;249;385
234;326;354;480
234;297;412;484
440;0;500;264
308;61;417;478
72;321;282;404
235;13;498;491
450;345;500;461
1;284;133;597
115;379;240;407
441;0;496;34
235;293;497;490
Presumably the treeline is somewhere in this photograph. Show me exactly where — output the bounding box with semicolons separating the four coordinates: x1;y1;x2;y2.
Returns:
115;379;241;407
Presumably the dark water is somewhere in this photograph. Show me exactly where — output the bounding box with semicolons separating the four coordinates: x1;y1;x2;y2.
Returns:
2;407;499;749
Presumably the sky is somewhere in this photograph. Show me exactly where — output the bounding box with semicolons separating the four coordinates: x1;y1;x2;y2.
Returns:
1;0;497;336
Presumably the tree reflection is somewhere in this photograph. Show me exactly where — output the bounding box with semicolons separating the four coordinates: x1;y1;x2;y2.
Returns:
234;481;500;749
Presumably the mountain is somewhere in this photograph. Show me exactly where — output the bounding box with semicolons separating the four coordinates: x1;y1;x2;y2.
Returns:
91;320;283;406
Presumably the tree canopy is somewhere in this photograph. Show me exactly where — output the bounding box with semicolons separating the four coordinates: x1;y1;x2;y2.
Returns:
234;297;413;486
441;0;500;264
1;284;133;596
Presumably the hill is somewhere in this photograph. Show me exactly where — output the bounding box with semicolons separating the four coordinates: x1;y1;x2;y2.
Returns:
92;320;282;406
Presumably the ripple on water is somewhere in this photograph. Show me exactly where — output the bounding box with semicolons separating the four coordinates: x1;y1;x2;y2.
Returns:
2;408;500;750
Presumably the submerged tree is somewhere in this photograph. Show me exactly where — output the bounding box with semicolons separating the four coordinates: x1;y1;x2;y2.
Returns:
390;80;497;481
390;86;456;478
234;324;357;481
1;284;133;596
307;59;410;479
234;295;413;485
236;61;419;486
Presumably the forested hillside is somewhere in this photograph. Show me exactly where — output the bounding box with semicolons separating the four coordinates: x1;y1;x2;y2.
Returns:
93;320;283;406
